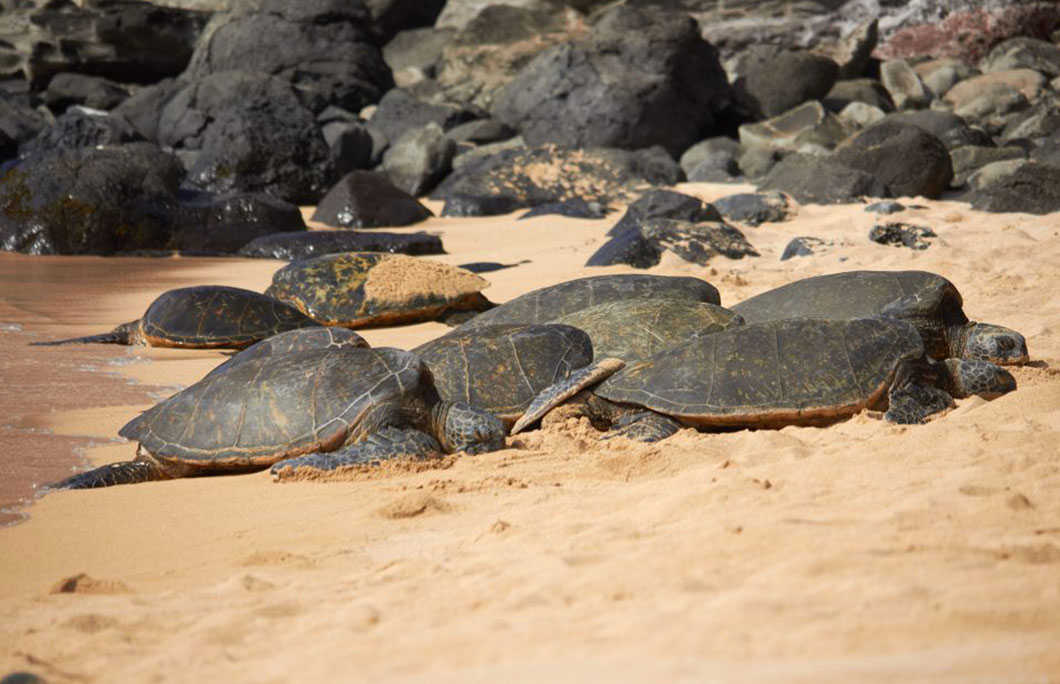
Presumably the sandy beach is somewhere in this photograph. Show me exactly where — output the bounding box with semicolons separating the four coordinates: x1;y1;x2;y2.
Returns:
1;185;1059;682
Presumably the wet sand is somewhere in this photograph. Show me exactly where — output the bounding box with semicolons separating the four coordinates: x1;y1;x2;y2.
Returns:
1;187;1059;682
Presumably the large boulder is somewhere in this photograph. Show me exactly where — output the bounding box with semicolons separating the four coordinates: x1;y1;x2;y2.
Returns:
732;47;839;120
968;162;1060;214
182;0;394;111
183;98;336;204
43;73;131;113
311;171;432;228
0;143;184;254
491;6;731;157
169;192;307;256
368;88;478;146
19;107;142;156
834;121;953;199
759;153;890;205
0;92;52;145
882;110;993;150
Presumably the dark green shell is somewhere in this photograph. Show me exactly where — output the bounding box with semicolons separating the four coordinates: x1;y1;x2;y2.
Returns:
459;275;720;329
206;327;368;377
265;252;489;327
596;317;925;427
119;347;427;467
551;299;743;364
139;285;319;348
731;271;967;360
414;324;592;425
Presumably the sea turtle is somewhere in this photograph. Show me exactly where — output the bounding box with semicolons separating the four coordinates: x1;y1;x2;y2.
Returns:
265;252;494;328
458;274;721;330
511;317;1017;441
204;326;368;378
550;299;744;364
413;323;618;429
33;285;320;349
730;270;1028;365
52;346;506;489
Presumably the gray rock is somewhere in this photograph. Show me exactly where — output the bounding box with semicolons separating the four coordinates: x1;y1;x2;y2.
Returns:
312;170;432;228
605;190;721;238
945;70;1046;111
883;110;993;150
834;121;953;199
781;236;832;260
868;222;936;250
759;153;890;205
0;91;50;144
382;122;455;196
322;121;375;174
588;218;757;269
369;88;478;145
441;193;524;217
864;200;906;214
736;147;782;180
491;6;730;157
239;230;443;259
631;146;685;186
913;57;976;98
1000;99;1060;143
19;107;141;155
519;198;607;220
838;102;887;130
679;136;741;177
712;191;792;227
170;192;307;256
739;101;852;156
365;0;447;43
733;48;839;120
950;145;1027;187
43;73;130;112
445;119;515;145
383;27;455;76
880;60;930;110
965;159;1028;192
969;162;1060;213
823;79;895;114
980;37;1060;78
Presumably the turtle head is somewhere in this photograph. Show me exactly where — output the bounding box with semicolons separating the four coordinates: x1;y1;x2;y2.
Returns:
938;358;1017;399
436;401;506;455
963;323;1028;365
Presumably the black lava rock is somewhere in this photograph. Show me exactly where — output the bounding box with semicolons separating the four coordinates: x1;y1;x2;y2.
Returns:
238;230;444;259
607;190;721;237
369;88;478;146
968;162;1060;214
171;193;307;256
780;236;831;260
868;222;936;250
43;73;131;113
834;121;953;199
20;108;142;156
759;153;890;205
441;193;524;217
311;171;432;228
588;218;758;268
712;192;792;226
519;198;607;220
734;48;840;120
864;200;906;214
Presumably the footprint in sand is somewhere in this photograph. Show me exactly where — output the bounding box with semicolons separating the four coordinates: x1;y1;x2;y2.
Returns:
376;492;452;519
49;573;130;595
62;613;120;633
238;550;314;569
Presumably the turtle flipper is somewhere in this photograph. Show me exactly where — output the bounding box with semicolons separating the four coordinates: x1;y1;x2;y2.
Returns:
31;320;140;347
510;357;626;435
937;358;1017;399
601;411;682;443
51;457;190;489
884;382;954;424
271;428;442;482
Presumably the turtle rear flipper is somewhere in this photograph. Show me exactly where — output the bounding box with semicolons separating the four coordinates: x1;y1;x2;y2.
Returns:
271;428;442;482
51;455;192;489
511;357;625;435
601;411;682;442
31;320;140;347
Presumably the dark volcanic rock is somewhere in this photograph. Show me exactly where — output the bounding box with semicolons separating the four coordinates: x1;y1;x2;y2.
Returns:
679;137;741;177
171;192;307;256
491;6;730;157
588;218;758;269
311;171;432;228
445;119;515;145
733;48;839;120
183;98;335;205
365;0;447;43
381;123;456;197
519;198;607;220
781;236;832;260
834;121;953;199
823;79;895;114
0;143;184;254
369;88;477;146
606;190;720;238
43;73;131;112
864;200;906;215
631;146;685;186
322;121;376;175
0;1;209;89
968;162;1060;214
712;192;793;227
111;78;184;143
0;92;50;145
441;193;524;217
238;230;444;259
20;108;141;156
759;153;890;205
457;260;528;274
183;0;393;111
869;222;937;250
431;144;666;207
883;110;993;150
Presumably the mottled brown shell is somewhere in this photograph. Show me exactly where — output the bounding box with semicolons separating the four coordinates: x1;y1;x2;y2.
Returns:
119;347;426;467
460;274;721;329
139;285;319;348
414;324;592;426
552;299;743;364
265;252;489;327
731;270;967;360
596;317;925;427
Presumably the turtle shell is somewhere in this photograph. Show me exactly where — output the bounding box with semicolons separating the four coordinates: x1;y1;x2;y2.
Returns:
119;347;427;468
414;324;592;426
731;270;967;360
551;299;743;364
460;274;720;329
206;327;369;378
139;285;319;349
596;317;925;427
265;252;489;327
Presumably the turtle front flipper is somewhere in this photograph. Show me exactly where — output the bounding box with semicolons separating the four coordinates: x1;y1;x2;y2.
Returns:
510;357;626;435
51;454;192;489
271;428;442;482
937;358;1017;399
31;320;141;347
884;382;954;424
601;411;682;443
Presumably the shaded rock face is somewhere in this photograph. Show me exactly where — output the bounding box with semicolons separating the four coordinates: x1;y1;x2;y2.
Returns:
0;0;209;88
238;229;444;259
882;110;992;151
0;93;50;145
759;153;890;205
732;47;839;120
492;6;731;157
606;190;721;238
834;121;953;199
182;0;394;111
781;236;833;260
431;144;669;207
19;108;142;155
368;88;478;146
588;218;758;269
43;73;131;112
183;98;336;205
969;162;1060;214
712;191;793;226
311;171;432;228
0;143;184;254
364;0;447;43
381;123;455;197
170;192;307;256
441;193;524;217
